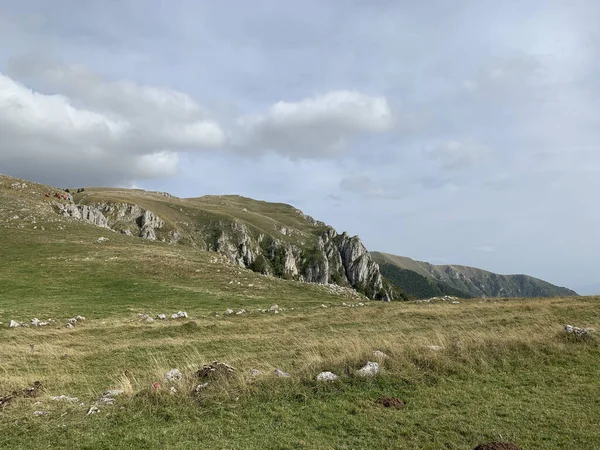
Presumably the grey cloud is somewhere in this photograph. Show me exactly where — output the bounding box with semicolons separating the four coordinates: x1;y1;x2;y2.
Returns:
339;174;401;199
427;140;490;170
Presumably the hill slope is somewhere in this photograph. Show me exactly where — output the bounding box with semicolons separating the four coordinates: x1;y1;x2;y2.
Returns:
372;252;577;298
0;174;393;300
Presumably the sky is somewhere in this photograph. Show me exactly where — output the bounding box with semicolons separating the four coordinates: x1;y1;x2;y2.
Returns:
0;1;599;293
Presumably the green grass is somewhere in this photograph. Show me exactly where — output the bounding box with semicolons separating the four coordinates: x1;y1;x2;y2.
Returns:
1;174;599;449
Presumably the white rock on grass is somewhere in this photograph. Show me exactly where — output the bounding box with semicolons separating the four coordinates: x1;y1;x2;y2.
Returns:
194;383;209;393
316;371;338;382
177;311;188;318
156;314;167;320
145;317;154;323
68;318;78;324
224;309;234;315
372;350;389;359
9;320;21;328
564;325;593;337
235;309;246;315
356;361;379;377
51;395;79;402
87;406;100;415
170;313;179;319
274;369;290;378
76;316;86;321
66;323;74;329
269;304;279;312
164;369;183;382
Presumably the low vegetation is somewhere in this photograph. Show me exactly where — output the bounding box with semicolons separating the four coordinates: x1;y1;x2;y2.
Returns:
1;175;598;449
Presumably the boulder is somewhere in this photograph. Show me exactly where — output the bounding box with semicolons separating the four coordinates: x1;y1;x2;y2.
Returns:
274;369;290;378
356;361;379;377
224;309;234;315
316;371;338;382
156;314;167;320
9;320;20;328
164;369;183;382
177;311;188;318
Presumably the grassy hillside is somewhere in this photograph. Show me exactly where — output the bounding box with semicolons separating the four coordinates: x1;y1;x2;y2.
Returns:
379;263;472;299
1;174;599;449
373;251;577;299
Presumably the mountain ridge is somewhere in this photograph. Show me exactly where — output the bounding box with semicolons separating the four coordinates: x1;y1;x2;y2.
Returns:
372;251;578;298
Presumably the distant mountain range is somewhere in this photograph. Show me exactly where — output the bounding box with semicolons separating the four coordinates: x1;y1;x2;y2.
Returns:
371;252;578;299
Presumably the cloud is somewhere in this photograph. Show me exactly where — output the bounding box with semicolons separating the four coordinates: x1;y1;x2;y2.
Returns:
0;61;225;186
236;90;393;158
427;140;490;170
339;174;400;199
462;56;543;96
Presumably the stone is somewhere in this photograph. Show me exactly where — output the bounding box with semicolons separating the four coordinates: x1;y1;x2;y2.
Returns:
9;320;20;328
97;237;109;243
427;345;444;351
102;389;123;398
177;311;188;318
31;318;40;326
274;369;290;378
316;371;338;382
269;304;279;312
196;361;236;379
51;395;79;402
224;309;234;315
372;350;389;359
145;317;154;323
164;369;183;382
194;383;209;394
156;314;166;320
452;301;460;304
68;318;78;324
66;323;74;329
356;361;379;377
236;309;246;315
87;406;100;415
76;316;86;321
564;325;592;337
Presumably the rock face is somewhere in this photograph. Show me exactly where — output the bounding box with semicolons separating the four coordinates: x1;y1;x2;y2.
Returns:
50;187;392;299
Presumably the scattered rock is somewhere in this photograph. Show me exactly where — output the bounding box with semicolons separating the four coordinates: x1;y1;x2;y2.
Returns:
321;304;328;308
97;237;109;243
177;311;188;318
376;396;405;409
236;309;247;315
170;313;179;319
564;325;593;337
145;317;154;323
196;361;236;379
194;383;209;394
269;304;279;312
427;345;444;351
224;309;234;315
451;301;460;304
68;318;78;324
156;314;166;320
87;406;100;415
51;395;79;403
356;361;379;377
372;350;389;359
473;443;523;450
316;371;338;382
65;323;74;329
33;411;49;416
9;320;21;328
76;316;86;321
164;369;183;382
274;369;290;378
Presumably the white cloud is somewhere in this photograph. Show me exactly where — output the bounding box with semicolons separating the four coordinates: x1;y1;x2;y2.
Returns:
237;90;393;157
0;62;225;185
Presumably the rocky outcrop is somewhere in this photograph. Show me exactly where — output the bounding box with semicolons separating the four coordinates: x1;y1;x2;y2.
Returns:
139;210;165;241
58;204;108;228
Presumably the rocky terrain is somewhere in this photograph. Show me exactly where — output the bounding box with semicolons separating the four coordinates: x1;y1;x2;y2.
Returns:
372;251;577;298
0;174;391;300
